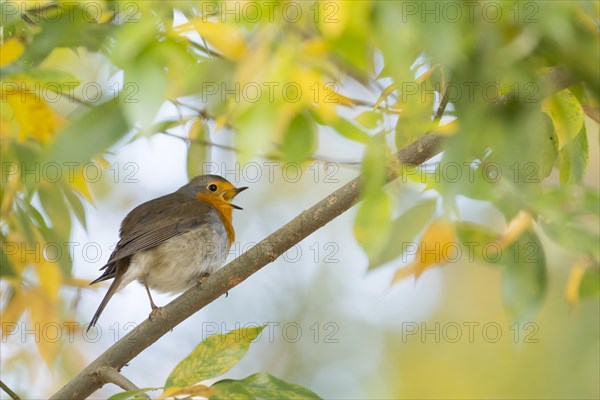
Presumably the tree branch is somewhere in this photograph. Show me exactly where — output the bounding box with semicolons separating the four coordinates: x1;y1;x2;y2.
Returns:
51;133;441;400
96;367;149;399
50;66;577;400
0;380;21;400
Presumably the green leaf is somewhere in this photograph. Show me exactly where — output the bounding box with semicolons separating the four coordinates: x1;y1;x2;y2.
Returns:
23;202;50;232
148;119;184;135
186;119;209;179
369;198;437;270
10;141;41;190
210;381;254;400
542;88;585;149
538;112;559;178
38;185;71;240
107;388;158;400
355;110;383;130
282;114;316;163
354;190;392;261
559;124;588;184
361;133;389;196
579;268;600;298
455;221;501;264
501;231;547;323
212;373;322;400
15;204;38;249
45;100;130;165
236;99;280;162
331;117;371;144
540;220;599;261
122;54;167;130
165;325;266;389
394;83;434;150
22;4;114;65
0;247;17;278
309;110;370;144
62;184;87;230
38;185;72;275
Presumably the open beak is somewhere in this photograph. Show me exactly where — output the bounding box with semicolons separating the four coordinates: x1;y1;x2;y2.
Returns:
227;186;248;210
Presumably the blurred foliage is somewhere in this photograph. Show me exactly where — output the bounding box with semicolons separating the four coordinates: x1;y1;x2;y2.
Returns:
0;0;599;397
107;326;321;399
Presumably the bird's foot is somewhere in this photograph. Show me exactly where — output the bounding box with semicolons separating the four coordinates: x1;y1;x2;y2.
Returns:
197;272;210;285
148;306;163;321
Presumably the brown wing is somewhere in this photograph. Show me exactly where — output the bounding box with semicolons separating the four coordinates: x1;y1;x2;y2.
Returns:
90;193;217;284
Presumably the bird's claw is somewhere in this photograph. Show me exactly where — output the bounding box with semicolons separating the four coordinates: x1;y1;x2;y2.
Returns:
197;272;210;285
148;306;162;321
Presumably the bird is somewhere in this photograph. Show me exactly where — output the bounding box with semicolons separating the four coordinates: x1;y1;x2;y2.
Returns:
87;174;247;330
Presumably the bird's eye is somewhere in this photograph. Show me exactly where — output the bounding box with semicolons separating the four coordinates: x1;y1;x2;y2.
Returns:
208;184;218;192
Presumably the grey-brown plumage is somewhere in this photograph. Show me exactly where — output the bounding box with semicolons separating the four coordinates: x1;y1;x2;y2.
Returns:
88;175;247;330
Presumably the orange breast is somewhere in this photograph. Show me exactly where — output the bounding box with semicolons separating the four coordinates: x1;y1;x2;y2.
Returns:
196;193;235;245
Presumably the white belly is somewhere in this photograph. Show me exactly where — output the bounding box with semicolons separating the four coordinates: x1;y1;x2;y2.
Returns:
119;223;229;293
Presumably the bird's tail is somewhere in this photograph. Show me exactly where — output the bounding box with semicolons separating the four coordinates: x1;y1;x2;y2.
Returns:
87;266;125;332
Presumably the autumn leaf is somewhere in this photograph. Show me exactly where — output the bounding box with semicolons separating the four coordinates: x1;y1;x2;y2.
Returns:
178;20;246;60
4;91;64;142
565;262;586;307
0;289;29;339
497;210;533;249
392;218;456;284
0;38;25;67
29;288;61;366
35;260;63;303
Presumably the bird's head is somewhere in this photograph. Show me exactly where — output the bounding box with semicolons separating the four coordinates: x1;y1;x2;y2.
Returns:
179;175;248;210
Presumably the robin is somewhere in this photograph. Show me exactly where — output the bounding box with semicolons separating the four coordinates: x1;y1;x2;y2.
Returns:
87;174;247;330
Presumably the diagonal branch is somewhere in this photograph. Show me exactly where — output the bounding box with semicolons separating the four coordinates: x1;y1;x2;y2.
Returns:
50;66;576;400
51;133;442;400
0;380;21;400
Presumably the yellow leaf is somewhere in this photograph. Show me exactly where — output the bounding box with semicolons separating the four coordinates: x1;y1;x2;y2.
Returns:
159;385;215;399
188;117;206;140
35;260;62;303
179;20;246;60
373;83;397;109
565;262;586;307
392;218;456;285
70;166;93;203
497;210;533;249
1;171;20;218
215;115;228;131
415;65;438;84
0;38;25;67
3;232;29;274
326;89;357;107
430;119;459;136
5;91;63;142
318;0;347;38
0;289;29;338
302;37;330;56
29;288;61;366
92;155;110;169
542;88;584;149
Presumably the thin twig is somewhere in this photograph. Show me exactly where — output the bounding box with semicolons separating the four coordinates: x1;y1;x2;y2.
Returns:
161;131;361;167
0;380;21;400
97;367;149;399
